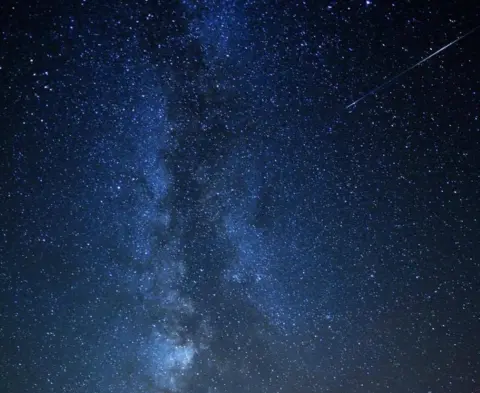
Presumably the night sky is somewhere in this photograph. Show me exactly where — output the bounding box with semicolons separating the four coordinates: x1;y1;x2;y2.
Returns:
1;1;480;392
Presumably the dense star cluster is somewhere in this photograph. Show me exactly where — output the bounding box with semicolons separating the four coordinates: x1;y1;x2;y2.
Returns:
1;1;479;392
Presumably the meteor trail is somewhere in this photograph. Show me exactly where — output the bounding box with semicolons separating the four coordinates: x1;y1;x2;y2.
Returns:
346;25;480;109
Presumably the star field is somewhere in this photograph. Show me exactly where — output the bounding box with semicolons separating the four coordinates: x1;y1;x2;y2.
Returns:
1;1;479;392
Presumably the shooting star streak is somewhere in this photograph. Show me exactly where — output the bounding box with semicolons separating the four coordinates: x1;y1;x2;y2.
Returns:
346;25;480;109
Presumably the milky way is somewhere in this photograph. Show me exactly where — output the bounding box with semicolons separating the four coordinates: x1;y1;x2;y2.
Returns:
1;1;480;393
